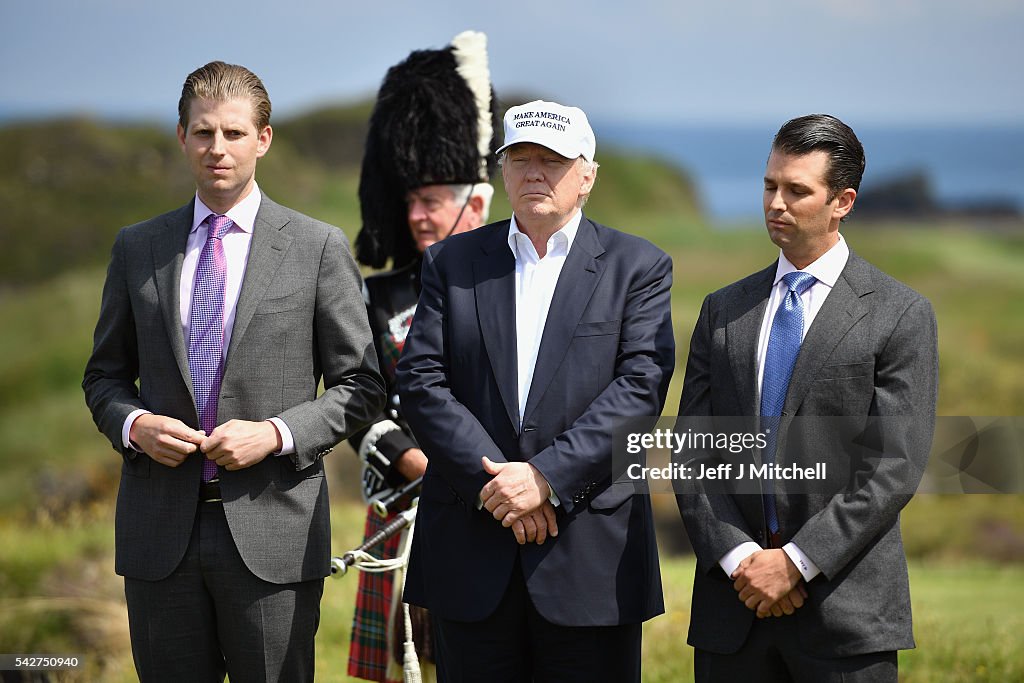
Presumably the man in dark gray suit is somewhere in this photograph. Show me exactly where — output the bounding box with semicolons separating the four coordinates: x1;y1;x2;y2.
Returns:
677;114;938;682
83;61;385;682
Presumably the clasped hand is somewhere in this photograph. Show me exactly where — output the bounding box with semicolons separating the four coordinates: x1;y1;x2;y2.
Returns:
131;414;281;470
731;549;807;618
479;457;558;545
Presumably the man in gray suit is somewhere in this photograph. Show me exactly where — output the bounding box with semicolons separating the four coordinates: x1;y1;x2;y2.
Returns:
83;61;385;682
677;114;938;682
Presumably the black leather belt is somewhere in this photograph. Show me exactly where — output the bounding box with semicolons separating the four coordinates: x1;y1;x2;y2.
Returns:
199;478;222;503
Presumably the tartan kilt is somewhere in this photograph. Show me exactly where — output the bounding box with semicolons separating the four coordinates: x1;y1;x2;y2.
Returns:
347;501;433;682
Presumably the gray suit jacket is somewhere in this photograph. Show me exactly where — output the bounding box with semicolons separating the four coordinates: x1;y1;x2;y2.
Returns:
83;195;385;584
677;250;938;657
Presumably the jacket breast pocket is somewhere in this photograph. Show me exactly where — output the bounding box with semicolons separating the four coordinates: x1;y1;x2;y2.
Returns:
807;361;875;415
816;360;874;380
257;289;307;314
574;320;621;337
569;320;621;398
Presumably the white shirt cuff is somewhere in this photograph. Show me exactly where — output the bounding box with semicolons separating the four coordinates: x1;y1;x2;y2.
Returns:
719;541;763;577
122;409;151;451
267;417;294;456
783;542;821;582
548;488;561;507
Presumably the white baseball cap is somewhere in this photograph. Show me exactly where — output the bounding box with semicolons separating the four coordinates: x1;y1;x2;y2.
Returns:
495;100;596;162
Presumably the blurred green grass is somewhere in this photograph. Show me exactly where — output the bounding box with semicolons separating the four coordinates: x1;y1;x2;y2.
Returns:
2;499;1022;682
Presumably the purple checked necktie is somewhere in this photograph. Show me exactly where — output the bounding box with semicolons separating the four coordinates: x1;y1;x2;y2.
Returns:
760;270;817;535
189;214;233;482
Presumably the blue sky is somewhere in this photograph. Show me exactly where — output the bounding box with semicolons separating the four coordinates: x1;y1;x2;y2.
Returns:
2;0;1021;126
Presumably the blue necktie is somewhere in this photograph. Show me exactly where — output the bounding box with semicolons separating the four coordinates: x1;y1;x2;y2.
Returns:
189;214;233;482
760;270;817;535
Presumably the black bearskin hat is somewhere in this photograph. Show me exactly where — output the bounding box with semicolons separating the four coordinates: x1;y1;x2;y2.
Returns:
355;31;500;269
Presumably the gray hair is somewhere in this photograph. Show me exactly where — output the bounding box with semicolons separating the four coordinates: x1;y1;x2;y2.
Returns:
449;182;495;222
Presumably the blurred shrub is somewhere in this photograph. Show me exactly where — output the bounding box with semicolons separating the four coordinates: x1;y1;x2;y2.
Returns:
0;118;194;287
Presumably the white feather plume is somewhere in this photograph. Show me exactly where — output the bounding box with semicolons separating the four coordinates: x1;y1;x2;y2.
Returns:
451;30;493;179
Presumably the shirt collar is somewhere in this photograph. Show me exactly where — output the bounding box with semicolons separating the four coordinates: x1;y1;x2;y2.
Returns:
506;209;583;262
190;182;262;235
773;233;849;289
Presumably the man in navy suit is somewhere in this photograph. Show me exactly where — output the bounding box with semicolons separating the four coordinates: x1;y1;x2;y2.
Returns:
396;100;675;682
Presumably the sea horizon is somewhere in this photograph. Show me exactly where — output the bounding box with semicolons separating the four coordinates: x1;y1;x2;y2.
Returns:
596;121;1024;222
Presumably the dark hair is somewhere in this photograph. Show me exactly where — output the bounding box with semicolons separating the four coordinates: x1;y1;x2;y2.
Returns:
178;61;272;130
771;114;865;202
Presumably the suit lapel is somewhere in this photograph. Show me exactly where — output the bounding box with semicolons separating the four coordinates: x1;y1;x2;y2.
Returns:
225;196;293;369
522;218;606;424
727;264;775;416
151;201;195;400
474;223;520;432
783;251;872;415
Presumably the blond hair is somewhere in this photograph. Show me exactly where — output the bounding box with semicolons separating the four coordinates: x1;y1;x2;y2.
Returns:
178;61;272;129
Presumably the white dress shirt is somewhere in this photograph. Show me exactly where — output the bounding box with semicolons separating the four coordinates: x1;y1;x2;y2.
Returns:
507;210;582;426
502;210;583;507
122;184;294;455
719;234;850;582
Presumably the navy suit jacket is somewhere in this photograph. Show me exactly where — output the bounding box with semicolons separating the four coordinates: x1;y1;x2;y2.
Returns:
396;215;674;626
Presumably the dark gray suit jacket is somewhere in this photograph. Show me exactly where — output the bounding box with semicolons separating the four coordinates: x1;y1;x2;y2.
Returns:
397;216;674;626
84;195;385;584
677;250;938;657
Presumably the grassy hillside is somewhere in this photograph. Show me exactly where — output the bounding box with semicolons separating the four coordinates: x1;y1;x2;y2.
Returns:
0;118;192;286
0;114;366;287
0;107;702;288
